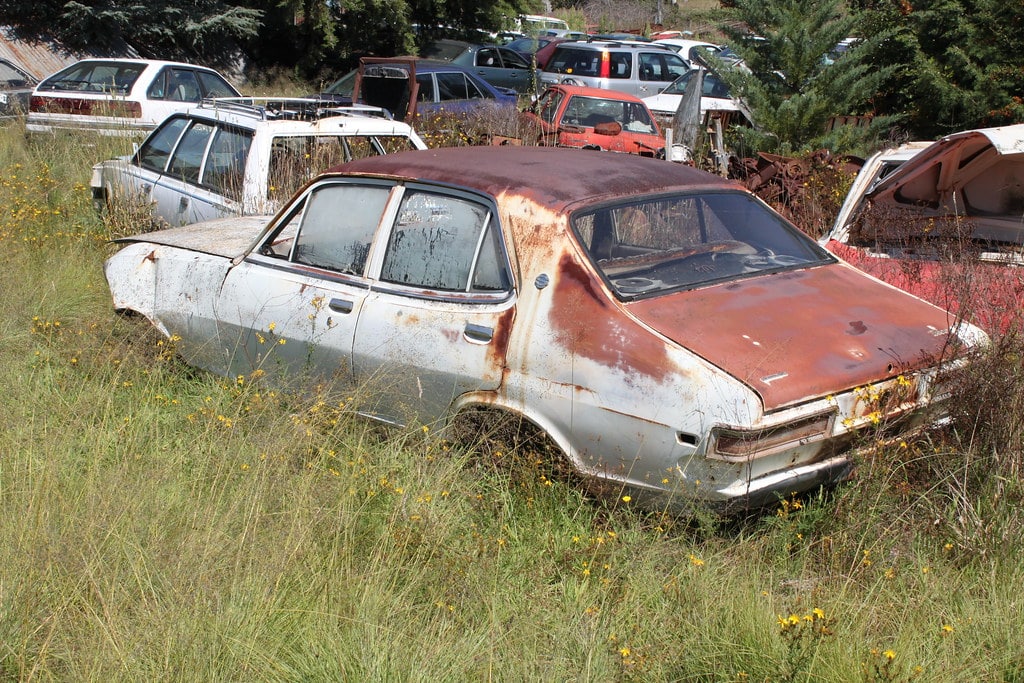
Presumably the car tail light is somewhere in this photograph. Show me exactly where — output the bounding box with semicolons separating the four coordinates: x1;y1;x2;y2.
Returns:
29;95;142;118
710;412;833;460
599;51;610;79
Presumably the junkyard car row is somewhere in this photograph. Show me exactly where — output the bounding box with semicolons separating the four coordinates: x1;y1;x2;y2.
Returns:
15;43;1008;513
103;147;986;511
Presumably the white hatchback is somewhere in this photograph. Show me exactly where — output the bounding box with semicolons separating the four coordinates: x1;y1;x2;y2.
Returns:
27;58;240;137
91;98;428;227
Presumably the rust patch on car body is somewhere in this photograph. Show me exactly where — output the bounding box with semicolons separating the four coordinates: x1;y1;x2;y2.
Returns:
548;251;673;383
627;262;957;411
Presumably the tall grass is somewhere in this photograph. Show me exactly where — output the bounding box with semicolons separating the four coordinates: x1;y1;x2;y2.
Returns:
2;122;1024;681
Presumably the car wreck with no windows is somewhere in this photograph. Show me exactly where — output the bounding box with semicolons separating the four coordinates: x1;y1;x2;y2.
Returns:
104;146;984;511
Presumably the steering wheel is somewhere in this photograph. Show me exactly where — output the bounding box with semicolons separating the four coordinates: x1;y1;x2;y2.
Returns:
742;248;806;268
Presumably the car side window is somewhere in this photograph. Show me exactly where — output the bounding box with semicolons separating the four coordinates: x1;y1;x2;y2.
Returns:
196;70;236;98
465;75;486;99
664;53;689;80
380;190;509;292
202;126;252;200
292;183;390;275
638;53;662;81
609;53;632;79
136;116;188;173
415;73;435;103
166;121;215;184
165;68;202;102
477;48;500;67
436;72;470;101
499;48;530;69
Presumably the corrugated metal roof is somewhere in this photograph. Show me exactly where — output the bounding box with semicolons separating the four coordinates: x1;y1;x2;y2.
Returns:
0;26;138;80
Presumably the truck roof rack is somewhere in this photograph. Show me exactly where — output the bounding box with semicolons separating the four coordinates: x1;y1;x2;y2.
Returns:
198;97;393;121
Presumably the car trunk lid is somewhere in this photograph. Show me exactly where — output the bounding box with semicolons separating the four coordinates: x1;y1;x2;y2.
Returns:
626;262;960;411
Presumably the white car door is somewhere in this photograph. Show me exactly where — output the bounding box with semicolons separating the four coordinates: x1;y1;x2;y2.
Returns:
214;180;390;385
351;184;516;425
151;120;251;226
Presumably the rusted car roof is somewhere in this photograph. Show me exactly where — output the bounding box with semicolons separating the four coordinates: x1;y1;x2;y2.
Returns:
336;146;737;209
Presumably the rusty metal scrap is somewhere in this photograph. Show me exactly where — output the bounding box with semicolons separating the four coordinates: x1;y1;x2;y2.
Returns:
730;150;864;238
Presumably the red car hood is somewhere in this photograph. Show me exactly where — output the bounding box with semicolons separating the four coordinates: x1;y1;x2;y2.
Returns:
626;262;960;411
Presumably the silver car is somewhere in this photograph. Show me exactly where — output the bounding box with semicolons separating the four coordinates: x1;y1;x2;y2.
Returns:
539;40;688;98
103;146;984;511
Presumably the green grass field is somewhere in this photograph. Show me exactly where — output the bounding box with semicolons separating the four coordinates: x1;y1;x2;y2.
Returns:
2;123;1024;681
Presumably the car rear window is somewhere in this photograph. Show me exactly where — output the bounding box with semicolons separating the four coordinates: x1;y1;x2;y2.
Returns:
0;61;30;87
574;191;832;297
39;61;145;95
546;48;601;77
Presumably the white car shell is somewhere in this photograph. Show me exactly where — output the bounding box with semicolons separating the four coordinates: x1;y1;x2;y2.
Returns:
643;69;753;126
91;99;428;227
103;146;984;512
27;58;240;137
653;39;723;68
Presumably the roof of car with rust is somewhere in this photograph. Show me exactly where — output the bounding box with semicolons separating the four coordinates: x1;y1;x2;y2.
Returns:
334;146;739;208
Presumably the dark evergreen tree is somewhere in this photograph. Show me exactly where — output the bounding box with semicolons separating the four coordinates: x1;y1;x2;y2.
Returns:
719;0;897;154
0;0;262;66
851;0;1024;138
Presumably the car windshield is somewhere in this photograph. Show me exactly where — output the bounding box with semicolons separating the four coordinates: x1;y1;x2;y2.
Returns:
562;95;656;132
325;70;357;96
573;190;832;298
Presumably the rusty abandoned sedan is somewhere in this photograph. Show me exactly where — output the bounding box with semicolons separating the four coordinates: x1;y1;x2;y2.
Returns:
104;146;984;511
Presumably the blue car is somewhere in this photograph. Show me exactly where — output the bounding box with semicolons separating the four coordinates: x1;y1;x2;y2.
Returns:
314;58;518;122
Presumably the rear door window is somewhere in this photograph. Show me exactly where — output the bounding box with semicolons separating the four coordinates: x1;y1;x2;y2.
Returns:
436;72;471;101
415;73;435;102
380;190;509;292
202;126;252;200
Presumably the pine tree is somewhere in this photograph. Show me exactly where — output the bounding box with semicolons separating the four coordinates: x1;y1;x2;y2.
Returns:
718;0;897;154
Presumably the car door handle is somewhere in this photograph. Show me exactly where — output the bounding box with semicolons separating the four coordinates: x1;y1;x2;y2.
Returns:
464;322;493;343
140;183;151;193
329;298;354;314
178;196;189;212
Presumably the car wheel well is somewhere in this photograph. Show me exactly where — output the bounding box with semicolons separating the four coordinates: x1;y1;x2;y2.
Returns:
448;405;583;486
